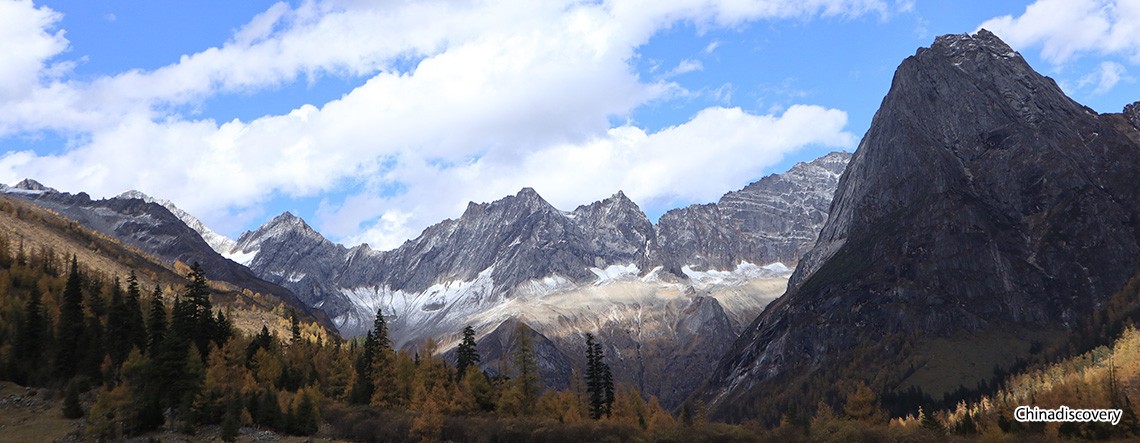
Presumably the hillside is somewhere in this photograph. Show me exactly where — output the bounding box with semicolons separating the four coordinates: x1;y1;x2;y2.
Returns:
0;193;332;341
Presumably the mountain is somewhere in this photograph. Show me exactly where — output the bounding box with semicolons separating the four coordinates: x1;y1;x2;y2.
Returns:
116;190;237;254
2;185;335;331
693;30;1140;422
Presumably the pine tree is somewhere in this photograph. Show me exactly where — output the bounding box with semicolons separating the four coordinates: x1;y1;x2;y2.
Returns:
55;256;85;379
456;325;480;380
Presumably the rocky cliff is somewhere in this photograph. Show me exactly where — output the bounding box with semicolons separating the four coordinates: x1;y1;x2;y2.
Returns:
694;30;1140;422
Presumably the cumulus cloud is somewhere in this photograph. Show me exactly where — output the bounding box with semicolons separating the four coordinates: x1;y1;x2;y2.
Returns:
0;0;876;247
980;0;1140;64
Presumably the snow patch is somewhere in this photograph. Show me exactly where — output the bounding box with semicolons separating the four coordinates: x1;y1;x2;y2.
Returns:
224;249;258;266
682;261;793;291
590;263;639;285
336;268;499;346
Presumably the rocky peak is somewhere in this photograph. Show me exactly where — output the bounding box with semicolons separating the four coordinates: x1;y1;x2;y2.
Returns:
462;187;557;220
571;190;655;270
116;190;150;200
14;178;57;193
1126;101;1140;129
697;30;1140;421
930;28;1018;61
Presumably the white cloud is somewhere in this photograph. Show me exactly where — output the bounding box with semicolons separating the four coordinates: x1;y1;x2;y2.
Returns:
665;59;704;78
980;0;1140;64
1079;60;1129;94
332;105;855;249
0;0;68;102
1;0;879;247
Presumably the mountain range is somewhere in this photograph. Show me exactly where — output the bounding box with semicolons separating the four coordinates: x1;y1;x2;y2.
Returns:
2;151;849;407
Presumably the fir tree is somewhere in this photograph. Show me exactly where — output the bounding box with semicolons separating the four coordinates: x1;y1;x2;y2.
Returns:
585;333;615;419
124;272;147;353
456;325;480;380
350;329;377;404
146;285;167;357
106;277;132;367
183;262;216;357
55;256;85;379
13;287;46;384
214;310;233;346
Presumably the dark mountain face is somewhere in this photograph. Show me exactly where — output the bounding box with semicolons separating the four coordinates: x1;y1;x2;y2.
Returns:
695;30;1140;422
3;189;334;330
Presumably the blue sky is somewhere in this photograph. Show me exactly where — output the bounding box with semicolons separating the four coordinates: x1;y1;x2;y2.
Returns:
1;0;1137;250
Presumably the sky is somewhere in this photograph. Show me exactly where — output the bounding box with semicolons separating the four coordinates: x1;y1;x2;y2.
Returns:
1;0;1137;251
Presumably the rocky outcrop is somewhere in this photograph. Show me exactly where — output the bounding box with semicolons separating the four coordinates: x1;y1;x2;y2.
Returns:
1126;101;1140;130
656;152;849;275
695;30;1140;422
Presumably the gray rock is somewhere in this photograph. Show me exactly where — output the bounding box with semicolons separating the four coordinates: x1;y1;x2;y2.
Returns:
657;152;849;275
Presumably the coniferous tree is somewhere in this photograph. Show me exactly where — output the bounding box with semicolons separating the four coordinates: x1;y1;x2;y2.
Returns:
585;333;615;419
456;325;480;380
183;262;215;357
512;324;540;414
78;287;107;381
350;330;377;404
146;285;167;357
137;285;168;431
290;310;302;344
247;325;275;364
124;272;147;353
368;309;397;407
62;379;84;419
214;310;232;346
55;256;85;379
107;277;132;367
13;287;46;384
